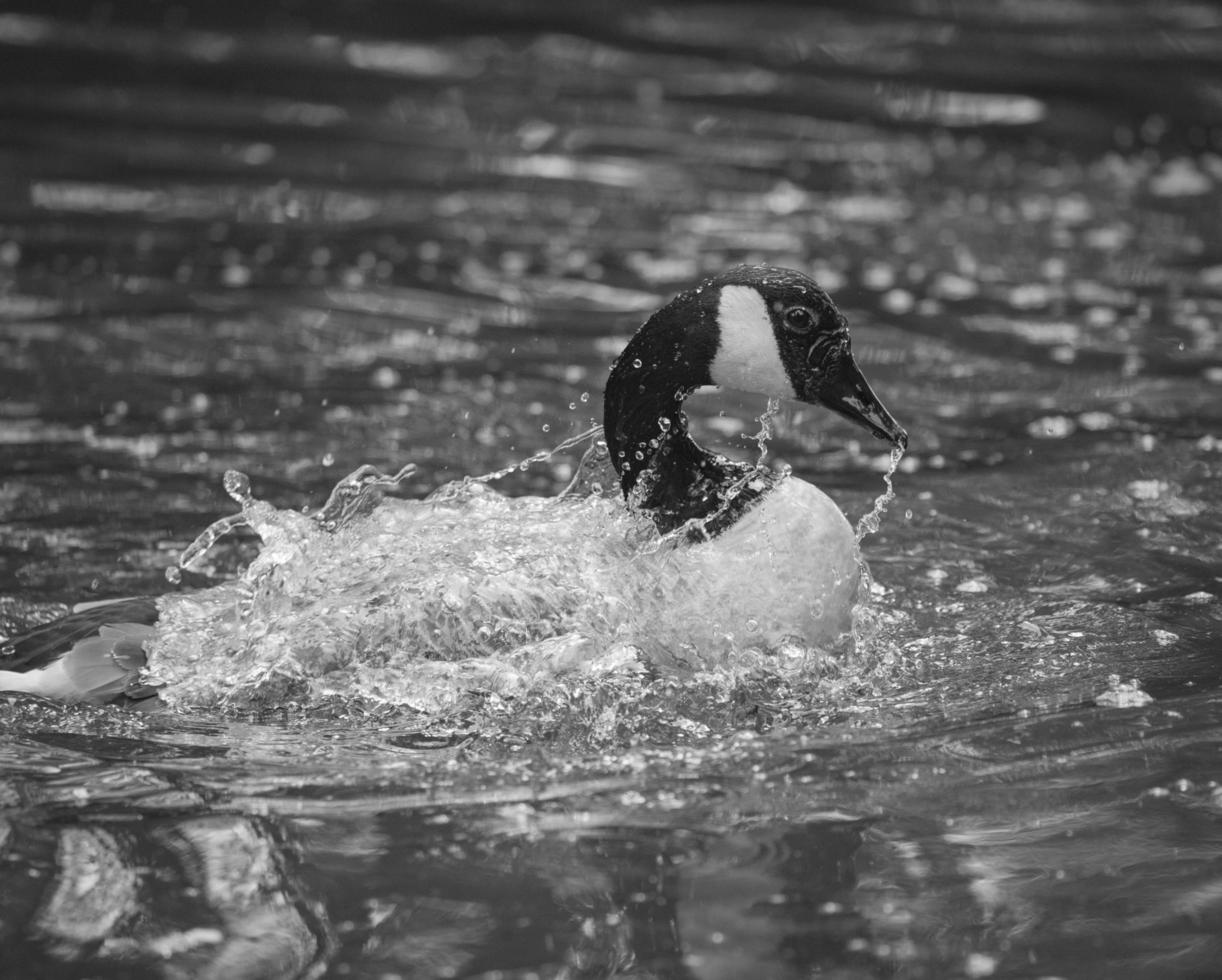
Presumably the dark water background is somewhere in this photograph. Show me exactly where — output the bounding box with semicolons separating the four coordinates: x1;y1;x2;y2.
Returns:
2;1;1222;977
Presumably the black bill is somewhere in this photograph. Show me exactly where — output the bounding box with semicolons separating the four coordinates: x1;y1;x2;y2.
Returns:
815;356;908;450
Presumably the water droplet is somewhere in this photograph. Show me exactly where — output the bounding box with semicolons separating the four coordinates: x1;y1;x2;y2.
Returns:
579;392;590;403
541;423;550;432
223;469;252;503
632;358;642;369
634;451;644;460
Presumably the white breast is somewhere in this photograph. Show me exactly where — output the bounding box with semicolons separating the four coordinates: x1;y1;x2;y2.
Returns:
639;478;861;665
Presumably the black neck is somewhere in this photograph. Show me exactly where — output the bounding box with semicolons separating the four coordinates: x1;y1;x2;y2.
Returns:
602;298;774;537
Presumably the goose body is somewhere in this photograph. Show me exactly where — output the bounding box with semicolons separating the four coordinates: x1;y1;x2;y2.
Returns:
0;265;905;707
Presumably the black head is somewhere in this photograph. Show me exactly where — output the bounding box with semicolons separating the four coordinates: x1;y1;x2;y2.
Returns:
602;265;908;508
703;265;907;449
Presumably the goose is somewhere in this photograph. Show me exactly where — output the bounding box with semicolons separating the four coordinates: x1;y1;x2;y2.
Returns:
0;265;906;707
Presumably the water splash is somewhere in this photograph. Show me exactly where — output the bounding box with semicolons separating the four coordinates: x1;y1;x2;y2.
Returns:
144;420;904;719
650;399;788;546
169;463;419;581
855;445;905;543
430;424;605;502
750;397;782;467
313;463;419;531
171;429;607;580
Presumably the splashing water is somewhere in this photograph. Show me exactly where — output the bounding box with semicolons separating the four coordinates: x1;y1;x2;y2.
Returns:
150;470;639;713
751;397;782;467
855;445;905;544
649;399;789;546
313;463;420;531
172;430;607;589
430;424;604;501
168;464;420;584
146;423;902;719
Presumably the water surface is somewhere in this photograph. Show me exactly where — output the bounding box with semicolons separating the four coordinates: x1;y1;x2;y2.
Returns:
2;1;1221;977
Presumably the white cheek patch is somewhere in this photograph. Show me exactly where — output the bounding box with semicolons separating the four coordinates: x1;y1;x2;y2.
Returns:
709;284;797;399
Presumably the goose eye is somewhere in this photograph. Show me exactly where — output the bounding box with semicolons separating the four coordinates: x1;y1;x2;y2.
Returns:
783;307;814;332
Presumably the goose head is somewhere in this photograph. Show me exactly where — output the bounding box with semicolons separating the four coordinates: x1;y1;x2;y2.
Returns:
702;265;907;447
603;265;906;529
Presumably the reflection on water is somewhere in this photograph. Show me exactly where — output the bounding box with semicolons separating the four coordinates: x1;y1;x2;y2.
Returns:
6;693;1222;978
4;809;331;979
2;0;1222;977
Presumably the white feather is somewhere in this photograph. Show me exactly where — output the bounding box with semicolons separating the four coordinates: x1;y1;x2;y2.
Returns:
709;284;795;399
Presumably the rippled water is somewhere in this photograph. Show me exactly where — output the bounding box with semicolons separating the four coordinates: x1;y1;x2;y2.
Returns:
2;2;1222;977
